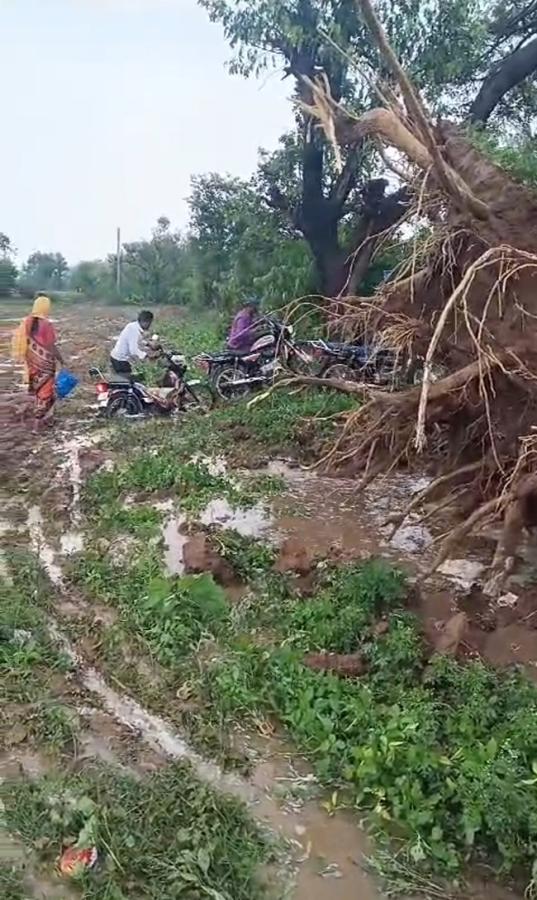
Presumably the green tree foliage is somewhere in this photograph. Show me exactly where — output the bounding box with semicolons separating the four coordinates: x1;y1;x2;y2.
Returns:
120;217;196;305
0;233;17;296
69;259;116;299
0;259;18;296
0;232;14;256
21;251;69;293
189;172;314;310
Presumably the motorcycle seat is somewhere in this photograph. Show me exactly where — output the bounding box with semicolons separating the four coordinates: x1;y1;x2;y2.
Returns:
210;349;257;361
324;342;390;358
107;373;145;385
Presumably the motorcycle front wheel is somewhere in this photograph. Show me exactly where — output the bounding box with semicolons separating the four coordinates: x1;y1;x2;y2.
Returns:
211;364;252;402
182;381;215;412
287;348;322;377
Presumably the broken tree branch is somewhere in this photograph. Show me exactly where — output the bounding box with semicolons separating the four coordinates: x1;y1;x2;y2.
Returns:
354;0;490;221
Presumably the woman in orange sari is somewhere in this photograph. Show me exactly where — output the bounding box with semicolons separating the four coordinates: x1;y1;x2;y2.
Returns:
12;295;64;425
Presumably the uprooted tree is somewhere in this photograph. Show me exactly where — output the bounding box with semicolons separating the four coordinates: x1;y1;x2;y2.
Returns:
303;0;537;589
200;0;537;295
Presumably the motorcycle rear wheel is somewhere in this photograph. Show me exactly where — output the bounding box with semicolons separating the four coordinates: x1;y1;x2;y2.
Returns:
106;392;144;419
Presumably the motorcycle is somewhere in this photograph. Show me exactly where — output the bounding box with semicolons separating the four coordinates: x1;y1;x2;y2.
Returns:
89;349;213;419
194;315;315;401
310;339;445;388
310;339;402;386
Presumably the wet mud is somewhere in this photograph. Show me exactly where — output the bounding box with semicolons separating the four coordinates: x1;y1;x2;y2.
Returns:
1;301;535;900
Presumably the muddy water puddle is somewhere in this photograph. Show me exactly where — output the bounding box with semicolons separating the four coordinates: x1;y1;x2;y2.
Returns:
268;463;434;566
246;749;381;900
157;458;437;583
150;457;499;600
201;496;272;535
160;496;273;576
162;511;189;575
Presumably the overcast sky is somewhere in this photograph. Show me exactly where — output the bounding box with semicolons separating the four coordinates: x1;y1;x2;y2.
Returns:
1;0;291;264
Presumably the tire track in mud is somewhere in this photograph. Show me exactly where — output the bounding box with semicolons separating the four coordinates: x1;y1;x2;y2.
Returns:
25;496;385;900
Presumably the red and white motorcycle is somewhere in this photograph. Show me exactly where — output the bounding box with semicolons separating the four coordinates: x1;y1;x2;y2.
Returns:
194;316;313;401
89;342;212;418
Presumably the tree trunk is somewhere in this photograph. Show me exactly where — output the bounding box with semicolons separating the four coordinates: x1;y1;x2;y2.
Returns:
347;231;376;295
303;215;348;296
346;185;410;296
317;247;348;297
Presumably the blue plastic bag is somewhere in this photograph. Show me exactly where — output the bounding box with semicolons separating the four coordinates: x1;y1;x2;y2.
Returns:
55;369;79;400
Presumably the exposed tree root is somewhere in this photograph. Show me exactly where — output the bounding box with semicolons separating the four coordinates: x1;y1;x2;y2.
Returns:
282;1;537;579
247;374;369;409
385;460;483;537
485;474;537;586
420;498;502;582
298;5;537;579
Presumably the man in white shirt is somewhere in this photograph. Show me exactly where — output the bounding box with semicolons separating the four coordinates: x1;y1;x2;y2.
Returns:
110;311;154;375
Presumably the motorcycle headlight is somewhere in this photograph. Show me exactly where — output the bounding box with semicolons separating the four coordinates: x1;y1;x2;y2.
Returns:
171;354;186;365
286;325;295;337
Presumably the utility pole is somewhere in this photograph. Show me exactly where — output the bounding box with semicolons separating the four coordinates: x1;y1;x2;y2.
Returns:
116;226;122;295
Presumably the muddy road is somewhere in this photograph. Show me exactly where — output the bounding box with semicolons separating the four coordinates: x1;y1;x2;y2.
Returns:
1;300;534;900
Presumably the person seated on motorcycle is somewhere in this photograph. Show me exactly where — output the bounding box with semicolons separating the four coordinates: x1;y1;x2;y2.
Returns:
110;310;154;375
227;298;260;352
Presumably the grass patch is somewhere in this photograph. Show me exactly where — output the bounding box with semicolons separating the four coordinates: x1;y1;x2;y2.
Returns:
84;458;284;521
107;387;357;464
30;703;80;752
158;311;225;358
211;531;277;582
0;866;27;900
93;503;164;537
2;763;272;900
72;552;231;666
232;389;356;450
196;560;537;882
0;575;72;707
0;573;78;757
283;559;405;653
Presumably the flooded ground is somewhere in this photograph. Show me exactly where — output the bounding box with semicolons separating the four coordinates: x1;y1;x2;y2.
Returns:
1;300;534;900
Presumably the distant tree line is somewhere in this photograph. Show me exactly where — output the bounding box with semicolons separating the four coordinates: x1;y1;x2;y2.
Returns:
0;164;401;308
5;0;537;307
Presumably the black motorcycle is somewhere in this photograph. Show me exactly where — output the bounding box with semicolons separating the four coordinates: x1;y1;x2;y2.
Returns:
194;316;314;401
310;339;442;388
89;350;212;419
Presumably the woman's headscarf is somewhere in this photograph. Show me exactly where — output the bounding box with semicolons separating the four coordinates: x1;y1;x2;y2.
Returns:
11;295;52;368
32;294;51;318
